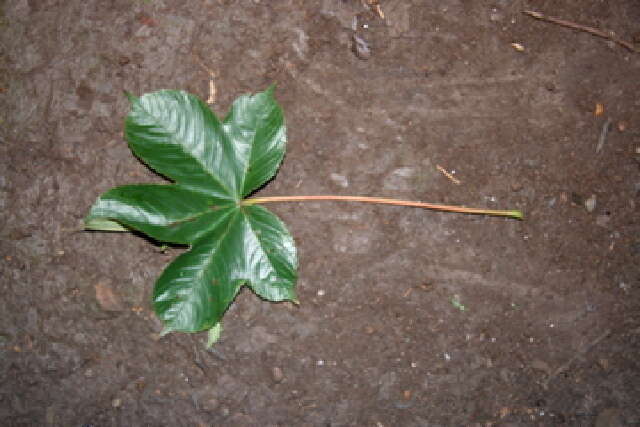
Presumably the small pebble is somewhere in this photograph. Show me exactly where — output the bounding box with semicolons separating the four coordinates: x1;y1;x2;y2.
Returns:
329;173;349;188
272;367;284;383
616;121;628;132
352;33;371;60
584;195;597;213
112;398;122;408
598;358;610;370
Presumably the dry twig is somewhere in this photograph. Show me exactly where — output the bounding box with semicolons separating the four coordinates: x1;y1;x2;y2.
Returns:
436;165;461;185
193;55;218;104
523;10;639;53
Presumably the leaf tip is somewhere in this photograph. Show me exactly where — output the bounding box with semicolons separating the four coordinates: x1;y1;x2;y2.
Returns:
264;83;277;97
206;322;223;348
159;326;173;337
84;217;129;232
124;91;138;103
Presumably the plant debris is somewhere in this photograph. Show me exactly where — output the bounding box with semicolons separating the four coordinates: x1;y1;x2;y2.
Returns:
523;10;639;53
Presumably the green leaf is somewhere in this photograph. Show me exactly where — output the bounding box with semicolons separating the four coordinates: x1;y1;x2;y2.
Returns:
85;88;296;333
85;184;233;244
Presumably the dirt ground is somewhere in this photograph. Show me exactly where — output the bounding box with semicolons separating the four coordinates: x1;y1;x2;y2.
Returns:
1;0;639;425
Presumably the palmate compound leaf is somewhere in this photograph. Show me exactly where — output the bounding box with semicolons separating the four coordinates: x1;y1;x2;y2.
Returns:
85;87;297;334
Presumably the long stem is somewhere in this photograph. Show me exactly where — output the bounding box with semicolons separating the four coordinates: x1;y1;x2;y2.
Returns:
243;195;523;219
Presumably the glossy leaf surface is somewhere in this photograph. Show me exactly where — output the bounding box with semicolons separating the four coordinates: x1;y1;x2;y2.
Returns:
85;88;297;333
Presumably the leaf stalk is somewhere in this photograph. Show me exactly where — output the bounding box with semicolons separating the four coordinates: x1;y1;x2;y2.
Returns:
243;195;523;219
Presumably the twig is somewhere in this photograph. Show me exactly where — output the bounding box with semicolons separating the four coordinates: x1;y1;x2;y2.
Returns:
596;117;612;153
192;55;217;104
523;10;639;53
436;164;461;185
363;0;384;19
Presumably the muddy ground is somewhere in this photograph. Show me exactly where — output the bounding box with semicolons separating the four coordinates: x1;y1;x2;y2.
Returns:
1;0;639;426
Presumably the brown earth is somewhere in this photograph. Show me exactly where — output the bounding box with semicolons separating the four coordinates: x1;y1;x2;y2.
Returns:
1;1;639;426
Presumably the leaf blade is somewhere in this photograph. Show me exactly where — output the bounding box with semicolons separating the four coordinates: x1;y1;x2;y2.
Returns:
224;86;287;198
241;205;297;301
153;205;297;332
153;208;245;332
126;90;241;199
85;184;234;244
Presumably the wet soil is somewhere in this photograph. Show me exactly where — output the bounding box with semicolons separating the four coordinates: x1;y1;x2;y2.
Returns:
1;1;639;426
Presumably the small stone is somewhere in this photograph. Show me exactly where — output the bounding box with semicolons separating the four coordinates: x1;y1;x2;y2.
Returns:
364;326;375;334
617;121;628;132
510;182;523;192
598;358;610;371
584;195;597;213
111;398;122;408
352;33;371;60
94;282;124;311
329;173;349;188
272;367;284;383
